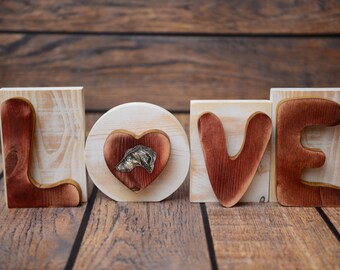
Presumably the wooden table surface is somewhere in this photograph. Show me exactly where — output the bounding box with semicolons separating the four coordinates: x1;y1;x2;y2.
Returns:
1;1;340;269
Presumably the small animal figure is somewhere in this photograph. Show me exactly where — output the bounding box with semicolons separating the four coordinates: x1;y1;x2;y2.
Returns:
115;145;157;174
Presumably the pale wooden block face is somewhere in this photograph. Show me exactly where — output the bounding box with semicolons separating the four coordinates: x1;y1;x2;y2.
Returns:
85;102;190;202
190;100;272;203
270;88;340;202
0;87;87;202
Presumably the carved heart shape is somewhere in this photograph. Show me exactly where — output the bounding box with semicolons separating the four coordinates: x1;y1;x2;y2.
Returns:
103;130;171;192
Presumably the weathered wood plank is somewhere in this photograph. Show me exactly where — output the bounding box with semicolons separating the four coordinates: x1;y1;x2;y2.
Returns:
206;203;340;269
1;34;340;111
0;0;339;34
73;178;210;270
0;176;87;269
323;208;340;232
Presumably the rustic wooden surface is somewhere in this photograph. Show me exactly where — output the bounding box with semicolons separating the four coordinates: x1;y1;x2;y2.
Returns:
73;176;210;270
1;35;340;111
0;0;340;34
1;1;339;269
0;175;87;269
206;203;340;270
323;208;340;232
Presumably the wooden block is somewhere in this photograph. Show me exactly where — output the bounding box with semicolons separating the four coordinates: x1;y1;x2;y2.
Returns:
276;98;340;206
2;35;340;113
0;87;87;205
103;130;171;192
198;112;272;207
85;102;190;201
1;98;81;207
270;88;340;202
190;100;272;203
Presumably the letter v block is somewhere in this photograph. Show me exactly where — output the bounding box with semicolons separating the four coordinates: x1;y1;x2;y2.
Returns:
0;87;86;208
190;100;272;207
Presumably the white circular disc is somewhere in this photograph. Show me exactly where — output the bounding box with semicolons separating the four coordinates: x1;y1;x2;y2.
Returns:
85;102;190;201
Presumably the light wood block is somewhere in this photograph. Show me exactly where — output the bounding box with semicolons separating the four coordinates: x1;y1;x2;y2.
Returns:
190;100;272;203
0;87;87;203
270;88;340;202
85;102;190;201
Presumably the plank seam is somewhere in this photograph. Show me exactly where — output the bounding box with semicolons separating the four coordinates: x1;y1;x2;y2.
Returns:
0;30;340;38
315;207;340;242
200;203;218;270
64;185;98;270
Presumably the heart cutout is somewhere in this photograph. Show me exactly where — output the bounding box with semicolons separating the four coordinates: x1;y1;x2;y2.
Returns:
103;129;171;192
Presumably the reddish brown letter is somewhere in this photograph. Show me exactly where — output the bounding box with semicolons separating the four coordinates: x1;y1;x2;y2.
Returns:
1;98;81;208
198;112;272;207
276;98;340;206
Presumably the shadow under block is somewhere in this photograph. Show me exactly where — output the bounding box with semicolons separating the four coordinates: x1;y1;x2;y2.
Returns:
104;130;171;192
270;88;340;202
0;87;87;205
190;100;272;203
1;98;81;207
198;112;272;207
276;98;340;207
85;102;190;201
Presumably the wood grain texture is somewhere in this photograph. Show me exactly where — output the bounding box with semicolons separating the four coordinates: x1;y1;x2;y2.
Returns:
73;178;211;270
104;130;171;192
270;88;340;202
276;98;340;206
322;208;340;232
191;100;272;203
198;112;272;207
85;103;190;202
1;34;340;111
1;98;81;208
206;203;340;270
0;0;339;34
0;87;87;202
0;194;87;269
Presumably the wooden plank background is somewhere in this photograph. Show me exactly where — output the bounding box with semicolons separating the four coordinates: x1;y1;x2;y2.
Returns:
0;1;339;269
1;0;340;34
1;35;340;111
